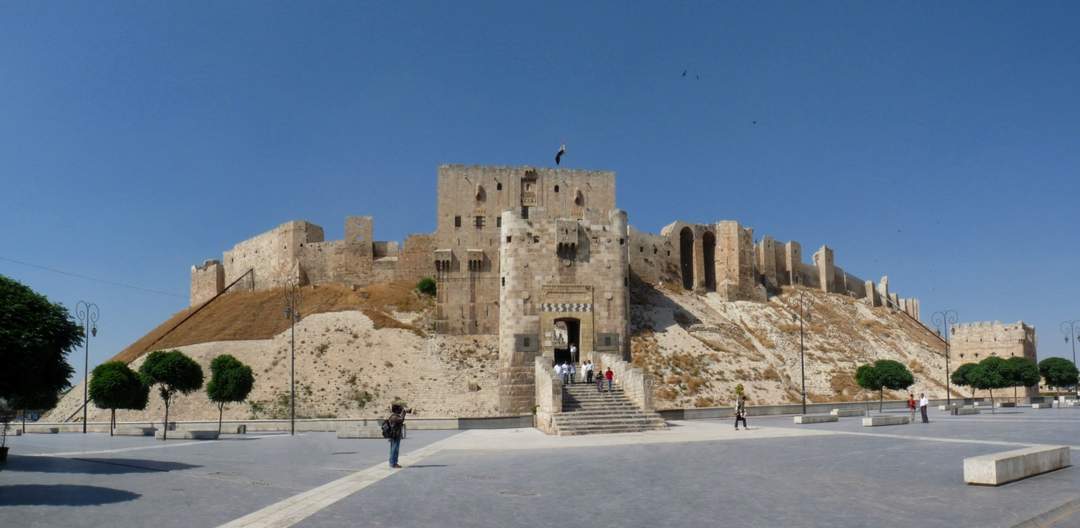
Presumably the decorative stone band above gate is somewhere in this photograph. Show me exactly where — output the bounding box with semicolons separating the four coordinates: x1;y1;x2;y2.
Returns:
541;303;593;313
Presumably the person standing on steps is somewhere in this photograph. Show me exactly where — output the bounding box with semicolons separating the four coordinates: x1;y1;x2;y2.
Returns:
386;403;409;469
560;361;570;384
605;367;614;392
596;366;605;392
919;393;929;423
734;394;748;430
568;362;576;384
907;393;916;424
585;360;594;384
569;343;578;364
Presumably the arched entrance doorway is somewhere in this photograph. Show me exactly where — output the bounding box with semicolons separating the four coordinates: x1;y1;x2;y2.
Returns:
680;227;694;290
553;317;580;364
702;231;716;291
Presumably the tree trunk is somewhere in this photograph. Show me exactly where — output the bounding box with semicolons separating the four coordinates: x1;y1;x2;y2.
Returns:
218;403;224;434
879;389;884;412
22;411;26;433
110;409;115;436
1014;385;1018;404
163;400;170;441
989;389;995;415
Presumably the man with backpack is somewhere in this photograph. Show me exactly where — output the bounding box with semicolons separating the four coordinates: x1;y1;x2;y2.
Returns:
383;403;409;468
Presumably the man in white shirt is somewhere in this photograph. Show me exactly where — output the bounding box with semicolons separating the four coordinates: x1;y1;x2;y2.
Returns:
569;344;578;364
919;393;929;423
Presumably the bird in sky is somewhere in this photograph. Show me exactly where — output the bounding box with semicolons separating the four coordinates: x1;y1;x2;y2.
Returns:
681;69;687;77
555;144;566;165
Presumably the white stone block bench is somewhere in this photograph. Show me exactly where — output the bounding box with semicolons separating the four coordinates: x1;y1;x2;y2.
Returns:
115;426;156;436
964;446;1070;486
794;414;838;424
1032;403;1052;409
830;408;864;417
997;402;1017;408
155;429;219;440
862;415;909;427
954;407;980;415
28;427;59;434
336;425;383;439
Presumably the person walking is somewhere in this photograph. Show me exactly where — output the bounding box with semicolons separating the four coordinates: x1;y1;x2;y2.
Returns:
734;394;748;430
907;393;916;424
605;367;614;392
386;403;409;468
553;361;560;380
561;361;570;384
596;366;604;393
568;362;577;385
919;393;929;423
585;361;594;384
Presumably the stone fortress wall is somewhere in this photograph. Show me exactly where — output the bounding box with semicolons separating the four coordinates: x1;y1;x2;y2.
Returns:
949;321;1038;397
189;217;433;306
628;220;920;318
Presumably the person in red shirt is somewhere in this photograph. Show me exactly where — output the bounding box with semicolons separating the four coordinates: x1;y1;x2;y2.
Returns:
604;368;614;392
907;393;916;424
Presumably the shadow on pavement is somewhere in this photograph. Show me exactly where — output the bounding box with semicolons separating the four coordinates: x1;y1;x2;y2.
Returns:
4;455;200;474
0;484;141;506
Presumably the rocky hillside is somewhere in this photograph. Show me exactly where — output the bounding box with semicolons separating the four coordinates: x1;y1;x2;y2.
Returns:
630;278;954;409
46;278;953;423
46;282;499;423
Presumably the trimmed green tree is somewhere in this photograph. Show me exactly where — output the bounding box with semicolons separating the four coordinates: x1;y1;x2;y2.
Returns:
139;350;204;440
969;357;1009;414
950;362;979;399
0;275;81;431
855;360;915;412
1038;357;1079;394
1004;356;1040;404
206;355;255;433
89;361;149;436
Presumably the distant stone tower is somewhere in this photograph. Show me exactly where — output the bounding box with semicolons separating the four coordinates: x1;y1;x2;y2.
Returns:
950;321;1038;398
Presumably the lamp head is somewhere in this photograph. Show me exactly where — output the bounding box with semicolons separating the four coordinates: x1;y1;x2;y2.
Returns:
91;326;97;338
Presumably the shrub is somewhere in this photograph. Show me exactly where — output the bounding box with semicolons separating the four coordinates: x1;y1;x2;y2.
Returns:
416;277;437;297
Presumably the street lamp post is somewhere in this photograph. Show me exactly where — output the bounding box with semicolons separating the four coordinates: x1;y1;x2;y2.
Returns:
1061;320;1080;396
792;291;812;415
931;310;959;407
283;281;302;436
75;301;99;434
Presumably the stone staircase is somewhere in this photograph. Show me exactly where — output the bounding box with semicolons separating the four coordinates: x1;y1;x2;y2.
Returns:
550;383;667;435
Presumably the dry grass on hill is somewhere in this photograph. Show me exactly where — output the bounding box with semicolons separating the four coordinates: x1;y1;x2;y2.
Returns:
111;281;431;364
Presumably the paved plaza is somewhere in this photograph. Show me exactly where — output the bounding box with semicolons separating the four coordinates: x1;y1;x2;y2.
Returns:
4;408;1080;527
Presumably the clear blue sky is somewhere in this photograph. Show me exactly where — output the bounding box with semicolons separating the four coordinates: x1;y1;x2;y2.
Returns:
2;2;1079;385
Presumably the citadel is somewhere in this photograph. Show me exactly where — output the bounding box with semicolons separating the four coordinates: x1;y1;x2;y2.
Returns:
183;164;1007;417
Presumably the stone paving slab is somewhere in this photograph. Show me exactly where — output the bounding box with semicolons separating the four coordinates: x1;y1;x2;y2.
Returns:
0;430;457;528
301;431;1080;528
6;410;1080;527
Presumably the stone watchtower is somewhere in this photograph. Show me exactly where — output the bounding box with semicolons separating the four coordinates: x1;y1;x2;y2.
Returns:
490;168;628;414
950;321;1038;398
